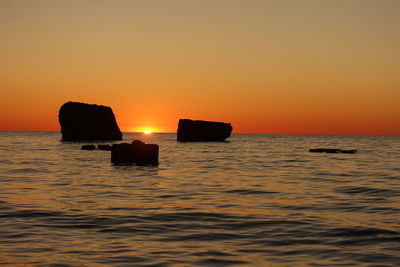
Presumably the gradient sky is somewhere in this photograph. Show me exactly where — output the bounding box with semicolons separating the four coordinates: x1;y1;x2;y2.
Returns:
1;0;399;134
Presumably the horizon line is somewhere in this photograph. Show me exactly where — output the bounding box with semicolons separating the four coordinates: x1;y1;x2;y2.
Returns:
0;130;399;137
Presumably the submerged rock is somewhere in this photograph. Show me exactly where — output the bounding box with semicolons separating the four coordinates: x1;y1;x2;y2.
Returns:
59;101;122;141
98;144;112;151
309;148;340;153
309;148;326;153
177;119;232;142
340;149;357;154
111;140;159;165
309;148;357;154
81;144;96;150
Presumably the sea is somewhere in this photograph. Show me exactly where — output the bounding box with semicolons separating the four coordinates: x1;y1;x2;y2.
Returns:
0;131;399;266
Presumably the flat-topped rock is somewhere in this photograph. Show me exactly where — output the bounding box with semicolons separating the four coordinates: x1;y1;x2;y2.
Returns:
111;140;159;165
59;101;122;141
177;119;232;142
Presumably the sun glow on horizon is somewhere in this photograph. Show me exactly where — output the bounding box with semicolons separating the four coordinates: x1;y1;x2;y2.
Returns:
128;126;163;133
1;2;399;136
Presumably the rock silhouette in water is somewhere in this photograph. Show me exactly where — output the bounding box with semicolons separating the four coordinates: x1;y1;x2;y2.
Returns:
111;140;159;165
98;144;112;151
177;119;232;142
340;149;357;154
59;101;122;141
81;144;96;150
309;148;357;154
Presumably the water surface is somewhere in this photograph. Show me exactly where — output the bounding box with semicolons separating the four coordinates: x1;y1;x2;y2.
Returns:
0;132;399;266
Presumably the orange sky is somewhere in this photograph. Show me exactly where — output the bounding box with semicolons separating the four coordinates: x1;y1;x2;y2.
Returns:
1;1;399;135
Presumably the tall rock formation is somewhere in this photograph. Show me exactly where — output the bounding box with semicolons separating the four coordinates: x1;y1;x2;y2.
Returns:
59;101;122;141
177;119;232;142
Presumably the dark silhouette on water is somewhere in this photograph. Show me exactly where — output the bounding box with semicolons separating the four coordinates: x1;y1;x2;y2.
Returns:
111;140;159;165
81;144;96;150
177;119;232;142
59;101;122;141
310;148;357;154
98;144;112;151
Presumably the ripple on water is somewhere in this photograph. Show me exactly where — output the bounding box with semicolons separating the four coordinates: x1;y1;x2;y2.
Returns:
335;186;400;197
224;189;278;195
7;168;51;174
321;226;400;246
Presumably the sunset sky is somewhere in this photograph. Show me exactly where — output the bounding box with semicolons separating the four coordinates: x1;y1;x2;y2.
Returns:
1;0;399;135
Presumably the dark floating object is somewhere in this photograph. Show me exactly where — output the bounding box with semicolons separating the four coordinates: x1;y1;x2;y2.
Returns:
81;144;96;150
98;144;112;151
310;148;357;154
177;119;233;142
341;149;358;154
111;140;159;165
59;101;122;141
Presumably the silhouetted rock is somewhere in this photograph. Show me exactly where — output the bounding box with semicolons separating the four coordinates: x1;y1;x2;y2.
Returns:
341;149;357;154
81;144;96;150
132;140;145;146
325;148;341;153
98;144;112;151
310;148;357;154
59;101;122;141
309;148;326;153
177;119;232;142
111;140;159;165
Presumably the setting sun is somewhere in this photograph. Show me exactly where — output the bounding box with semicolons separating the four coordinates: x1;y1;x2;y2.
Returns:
143;130;152;134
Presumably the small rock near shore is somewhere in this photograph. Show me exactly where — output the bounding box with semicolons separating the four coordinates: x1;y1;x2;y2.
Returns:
111;140;159;165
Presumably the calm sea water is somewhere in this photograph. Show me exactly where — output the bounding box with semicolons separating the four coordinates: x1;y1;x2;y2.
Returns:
0;131;399;266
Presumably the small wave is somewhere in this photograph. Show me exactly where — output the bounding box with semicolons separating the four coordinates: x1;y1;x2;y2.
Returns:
321;226;400;247
14;247;57;253
323;227;399;238
8;168;50;174
194;258;249;266
2;232;31;239
366;206;400;214
50;182;71;186
97;256;148;265
279;203;370;213
274;159;310;163
160;232;244;242
97;227;145;234
191;250;234;257
0;209;63;219
224;189;278;195
314;172;356;177
335;186;400;197
146;212;238;223
217;219;309;230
